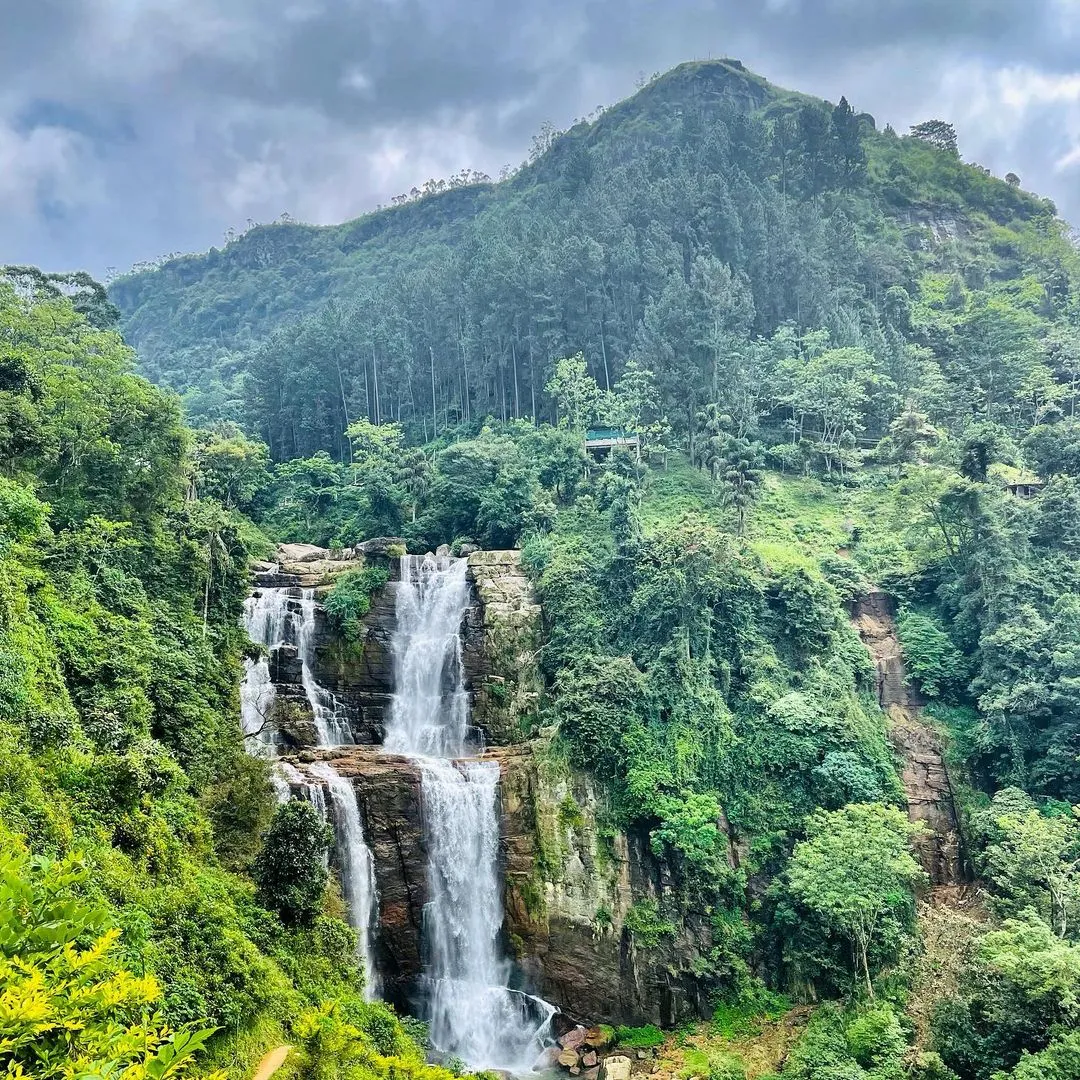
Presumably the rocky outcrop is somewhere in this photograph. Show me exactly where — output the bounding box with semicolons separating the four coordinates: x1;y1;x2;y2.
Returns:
464;550;543;745
898;209;967;248
258;544;704;1027
291;740;708;1028
254;544;366;589
304;746;427;1010
851;591;967;884
264;546;544;747
498;746;712;1027
308;583;398;744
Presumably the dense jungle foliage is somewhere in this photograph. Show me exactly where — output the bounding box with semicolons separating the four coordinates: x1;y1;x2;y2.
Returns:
0;274;457;1080
7;55;1080;1080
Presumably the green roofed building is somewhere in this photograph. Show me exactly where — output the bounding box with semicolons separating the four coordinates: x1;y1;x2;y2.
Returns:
585;428;641;458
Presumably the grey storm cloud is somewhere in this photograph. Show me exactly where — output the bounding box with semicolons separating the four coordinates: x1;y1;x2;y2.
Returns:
2;0;1078;276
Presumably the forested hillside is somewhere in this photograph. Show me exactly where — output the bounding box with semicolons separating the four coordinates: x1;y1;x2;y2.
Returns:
110;59;1072;462
8;54;1080;1080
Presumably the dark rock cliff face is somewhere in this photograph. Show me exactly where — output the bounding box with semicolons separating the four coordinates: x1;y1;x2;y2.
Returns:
262;544;709;1027
463;550;543;746
306;742;711;1027
305;747;427;1012
269;547;541;748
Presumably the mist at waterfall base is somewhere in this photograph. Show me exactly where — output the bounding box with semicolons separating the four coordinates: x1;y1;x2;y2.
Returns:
239;584;381;998
386;555;555;1074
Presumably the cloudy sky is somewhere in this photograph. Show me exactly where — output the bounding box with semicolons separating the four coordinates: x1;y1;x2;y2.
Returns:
3;0;1079;277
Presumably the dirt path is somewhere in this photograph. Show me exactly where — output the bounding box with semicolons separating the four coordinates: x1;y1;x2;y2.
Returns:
851;590;967;885
251;1045;292;1080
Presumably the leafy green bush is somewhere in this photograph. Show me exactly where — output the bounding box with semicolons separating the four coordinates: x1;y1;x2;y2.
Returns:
707;1052;747;1080
624;900;677;949
289;997;459;1080
818;553;869;602
931;915;1080;1080
323;566;390;641
0;836;217;1080
896;609;970;699
769;567;840;655
711;983;790;1038
615;1024;666;1049
254;800;334;927
552;656;647;776
779;804;925;996
1009;1031;1080;1080
782;1002;908;1080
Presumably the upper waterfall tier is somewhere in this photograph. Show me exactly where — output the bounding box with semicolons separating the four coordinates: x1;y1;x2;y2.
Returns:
242;585;353;748
383;554;473;758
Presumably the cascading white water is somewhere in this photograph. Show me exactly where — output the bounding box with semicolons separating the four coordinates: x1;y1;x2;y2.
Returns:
297;589;354;748
282;759;329;828
241;585;353;747
386;554;554;1073
241;589;289;799
240;657;278;747
384;555;472;757
309;761;381;999
239;575;380;993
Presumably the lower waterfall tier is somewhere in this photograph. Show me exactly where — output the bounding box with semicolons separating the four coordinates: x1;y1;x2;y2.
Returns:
292;745;712;1029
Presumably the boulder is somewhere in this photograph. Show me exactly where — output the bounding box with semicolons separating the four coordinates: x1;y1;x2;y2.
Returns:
585;1026;616;1051
552;1014;581;1040
356;537;406;557
560;1028;588;1052
558;1050;580;1069
278;543;328;564
582;1052;598;1068
436;543;451;557
600;1057;632;1080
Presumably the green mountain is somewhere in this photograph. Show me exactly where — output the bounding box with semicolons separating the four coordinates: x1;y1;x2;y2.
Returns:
110;59;1073;461
5;57;1080;1080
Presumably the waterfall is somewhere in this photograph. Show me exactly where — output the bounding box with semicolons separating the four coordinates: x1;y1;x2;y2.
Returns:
385;554;553;1072
241;585;352;748
384;555;471;757
240;656;278;752
280;760;329;826
239;575;379;992
297;589;354;748
309;761;382;999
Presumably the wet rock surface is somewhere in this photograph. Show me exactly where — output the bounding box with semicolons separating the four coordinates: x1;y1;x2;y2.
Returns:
258;546;543;748
496;746;712;1027
463;550;543;746
302;747;428;1011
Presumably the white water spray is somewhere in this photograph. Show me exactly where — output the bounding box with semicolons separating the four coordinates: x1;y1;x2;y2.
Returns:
297;589;354;747
241;586;352;748
309;761;382;999
386;554;554;1072
384;555;472;757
